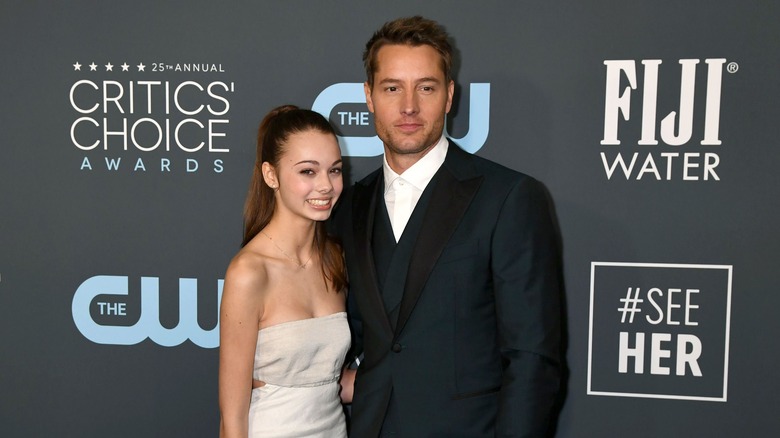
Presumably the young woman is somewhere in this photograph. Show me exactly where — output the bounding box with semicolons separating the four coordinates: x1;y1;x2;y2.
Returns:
218;105;350;437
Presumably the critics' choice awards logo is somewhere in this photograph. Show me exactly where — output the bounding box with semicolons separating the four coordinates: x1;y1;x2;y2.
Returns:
588;262;732;402
312;83;490;156
72;275;223;348
600;58;739;181
69;61;234;173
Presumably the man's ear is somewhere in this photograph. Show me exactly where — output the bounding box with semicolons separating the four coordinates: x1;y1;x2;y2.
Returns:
364;81;374;113
445;79;454;114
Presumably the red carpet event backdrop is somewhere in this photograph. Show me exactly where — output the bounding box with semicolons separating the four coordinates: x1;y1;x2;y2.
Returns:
1;1;777;436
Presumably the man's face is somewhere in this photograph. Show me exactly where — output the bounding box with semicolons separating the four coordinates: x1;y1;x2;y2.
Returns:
365;44;454;171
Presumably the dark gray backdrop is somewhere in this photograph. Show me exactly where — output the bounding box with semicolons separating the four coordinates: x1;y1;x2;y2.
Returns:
1;1;778;436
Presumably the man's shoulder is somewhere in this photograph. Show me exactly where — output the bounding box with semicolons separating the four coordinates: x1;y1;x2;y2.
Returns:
448;141;537;186
339;167;381;203
330;167;381;228
355;167;383;187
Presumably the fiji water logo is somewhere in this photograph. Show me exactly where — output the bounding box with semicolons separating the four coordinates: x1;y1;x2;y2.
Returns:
72;275;223;348
600;58;737;181
312;82;490;156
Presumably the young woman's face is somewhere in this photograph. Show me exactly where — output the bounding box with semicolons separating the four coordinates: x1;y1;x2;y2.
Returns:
267;129;343;223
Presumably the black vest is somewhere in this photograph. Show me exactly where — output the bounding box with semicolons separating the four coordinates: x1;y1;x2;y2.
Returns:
371;175;439;329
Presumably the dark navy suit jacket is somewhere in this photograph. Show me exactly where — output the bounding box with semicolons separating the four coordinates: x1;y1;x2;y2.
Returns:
331;143;562;437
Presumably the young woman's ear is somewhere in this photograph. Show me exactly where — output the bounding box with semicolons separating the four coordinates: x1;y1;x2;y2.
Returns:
261;162;279;190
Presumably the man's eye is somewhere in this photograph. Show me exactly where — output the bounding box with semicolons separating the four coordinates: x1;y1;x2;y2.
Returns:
386;86;397;92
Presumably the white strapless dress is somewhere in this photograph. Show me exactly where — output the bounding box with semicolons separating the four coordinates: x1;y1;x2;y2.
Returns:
248;312;350;437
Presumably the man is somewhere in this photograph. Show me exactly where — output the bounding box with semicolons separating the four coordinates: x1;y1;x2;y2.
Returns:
332;16;562;437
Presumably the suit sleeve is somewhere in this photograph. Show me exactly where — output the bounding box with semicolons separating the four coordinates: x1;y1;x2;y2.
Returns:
491;176;562;437
327;189;364;366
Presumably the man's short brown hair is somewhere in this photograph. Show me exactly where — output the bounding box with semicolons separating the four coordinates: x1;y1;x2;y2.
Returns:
363;16;453;88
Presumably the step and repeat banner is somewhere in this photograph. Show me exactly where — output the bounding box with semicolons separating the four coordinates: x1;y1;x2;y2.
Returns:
1;1;778;436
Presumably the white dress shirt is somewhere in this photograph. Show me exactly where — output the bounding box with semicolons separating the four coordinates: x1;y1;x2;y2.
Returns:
383;136;449;242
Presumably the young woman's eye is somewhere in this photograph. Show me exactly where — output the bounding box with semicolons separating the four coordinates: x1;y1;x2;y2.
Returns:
330;167;342;175
300;169;315;176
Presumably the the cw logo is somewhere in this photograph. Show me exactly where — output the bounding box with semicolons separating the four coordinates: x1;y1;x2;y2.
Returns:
312;83;491;156
72;276;223;348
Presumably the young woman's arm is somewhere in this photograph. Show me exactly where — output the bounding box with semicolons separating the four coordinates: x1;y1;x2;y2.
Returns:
218;255;265;438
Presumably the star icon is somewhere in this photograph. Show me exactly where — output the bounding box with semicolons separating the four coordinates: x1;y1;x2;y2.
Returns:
137;63;146;72
73;62;82;71
105;62;114;71
121;63;130;71
89;62;98;71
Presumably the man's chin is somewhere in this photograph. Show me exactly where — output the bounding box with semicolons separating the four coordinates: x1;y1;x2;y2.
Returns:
384;138;435;156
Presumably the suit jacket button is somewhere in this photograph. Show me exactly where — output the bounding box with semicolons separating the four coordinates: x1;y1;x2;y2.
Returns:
392;343;402;353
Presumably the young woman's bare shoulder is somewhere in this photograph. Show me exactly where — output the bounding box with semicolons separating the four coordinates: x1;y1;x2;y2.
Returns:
222;249;270;303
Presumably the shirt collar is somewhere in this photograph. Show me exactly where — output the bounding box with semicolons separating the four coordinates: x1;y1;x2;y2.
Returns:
383;136;449;192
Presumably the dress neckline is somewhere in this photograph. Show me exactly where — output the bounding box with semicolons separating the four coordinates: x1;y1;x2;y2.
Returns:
258;311;346;333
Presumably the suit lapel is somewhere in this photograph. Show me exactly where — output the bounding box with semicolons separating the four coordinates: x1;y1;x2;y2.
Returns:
352;172;394;337
394;145;483;337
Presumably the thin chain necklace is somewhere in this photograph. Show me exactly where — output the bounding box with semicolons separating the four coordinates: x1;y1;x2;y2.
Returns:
261;231;312;269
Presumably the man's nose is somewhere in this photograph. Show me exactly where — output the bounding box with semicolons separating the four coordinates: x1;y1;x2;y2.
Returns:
401;90;419;115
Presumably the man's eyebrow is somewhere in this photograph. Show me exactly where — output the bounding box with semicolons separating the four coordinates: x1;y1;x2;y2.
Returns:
376;77;442;85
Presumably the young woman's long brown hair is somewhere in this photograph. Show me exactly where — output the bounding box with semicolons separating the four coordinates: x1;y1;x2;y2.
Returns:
242;105;346;292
